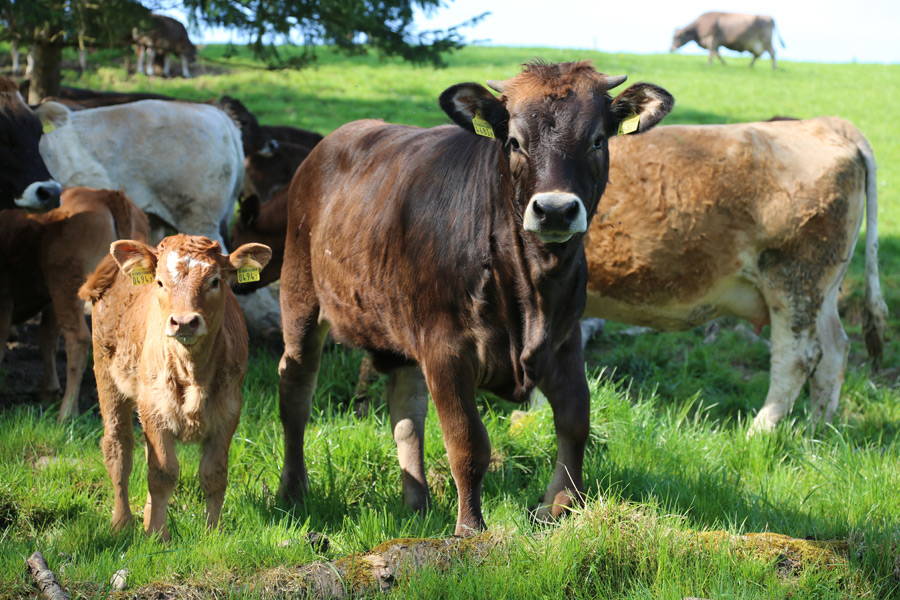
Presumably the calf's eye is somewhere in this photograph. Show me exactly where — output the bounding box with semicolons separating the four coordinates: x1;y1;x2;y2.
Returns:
210;277;220;289
592;136;605;150
156;280;163;288
507;137;520;152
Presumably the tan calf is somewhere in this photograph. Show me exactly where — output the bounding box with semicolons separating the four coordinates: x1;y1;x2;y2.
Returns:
80;234;270;539
0;187;147;421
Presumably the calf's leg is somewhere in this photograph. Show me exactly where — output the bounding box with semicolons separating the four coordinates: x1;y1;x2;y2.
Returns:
387;365;430;512
142;425;179;540
97;369;135;531
534;327;589;520
37;308;61;399
200;407;239;528
423;355;489;536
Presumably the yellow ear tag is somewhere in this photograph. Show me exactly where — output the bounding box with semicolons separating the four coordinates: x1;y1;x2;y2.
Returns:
130;267;154;286
42;120;56;134
617;113;641;135
237;265;261;284
472;112;495;138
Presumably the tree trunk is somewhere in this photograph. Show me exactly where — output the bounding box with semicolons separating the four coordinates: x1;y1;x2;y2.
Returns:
27;41;63;104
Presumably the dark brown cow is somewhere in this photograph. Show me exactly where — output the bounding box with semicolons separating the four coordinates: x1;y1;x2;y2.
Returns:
243;140;312;202
218;95;323;158
0;77;60;211
42;86;175;110
277;61;673;535
133;14;196;78
671;12;784;69
0;187;148;421
231;188;289;292
261;125;323;150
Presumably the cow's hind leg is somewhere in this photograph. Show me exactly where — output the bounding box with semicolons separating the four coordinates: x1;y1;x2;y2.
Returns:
749;289;821;434
37;308;61;401
49;280;91;422
423;353;489;536
386;364;430;512
534;327;589;521
809;291;848;426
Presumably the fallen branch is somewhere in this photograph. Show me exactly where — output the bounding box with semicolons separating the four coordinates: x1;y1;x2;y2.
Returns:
25;552;69;600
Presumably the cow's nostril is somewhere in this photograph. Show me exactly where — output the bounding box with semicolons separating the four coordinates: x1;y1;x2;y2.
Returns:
532;202;545;218
169;316;179;328
564;201;580;221
187;316;200;329
36;186;50;201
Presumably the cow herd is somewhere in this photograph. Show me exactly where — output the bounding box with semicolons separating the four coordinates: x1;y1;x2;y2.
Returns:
0;55;888;538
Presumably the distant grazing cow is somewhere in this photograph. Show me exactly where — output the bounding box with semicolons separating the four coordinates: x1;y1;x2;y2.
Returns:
0;187;148;421
584;117;887;433
0;77;61;211
34;99;244;246
133;14;196;78
671;12;784;69
277;61;673;535
81;234;271;538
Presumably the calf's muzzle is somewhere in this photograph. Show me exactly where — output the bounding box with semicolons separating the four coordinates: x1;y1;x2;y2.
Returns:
166;313;207;345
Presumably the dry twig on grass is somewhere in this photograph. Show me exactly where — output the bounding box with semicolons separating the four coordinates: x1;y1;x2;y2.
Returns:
25;552;69;600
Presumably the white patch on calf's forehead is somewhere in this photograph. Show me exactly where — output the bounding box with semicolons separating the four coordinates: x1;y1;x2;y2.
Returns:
165;251;214;281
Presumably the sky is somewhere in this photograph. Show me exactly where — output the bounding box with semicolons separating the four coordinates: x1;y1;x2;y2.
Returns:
178;0;900;64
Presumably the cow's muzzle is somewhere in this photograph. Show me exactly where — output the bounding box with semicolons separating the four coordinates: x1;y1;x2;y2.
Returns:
166;313;207;346
523;192;587;244
15;180;62;211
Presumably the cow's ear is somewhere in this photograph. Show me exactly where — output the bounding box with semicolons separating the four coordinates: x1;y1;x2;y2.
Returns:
34;101;70;133
439;83;509;141
111;239;157;279
227;243;272;283
239;194;261;228
607;83;674;137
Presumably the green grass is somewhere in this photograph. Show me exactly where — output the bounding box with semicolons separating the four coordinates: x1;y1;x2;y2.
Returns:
1;46;899;598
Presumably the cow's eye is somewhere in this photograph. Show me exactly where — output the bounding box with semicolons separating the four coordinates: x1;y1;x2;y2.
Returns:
591;135;605;151
507;137;520;152
209;277;220;289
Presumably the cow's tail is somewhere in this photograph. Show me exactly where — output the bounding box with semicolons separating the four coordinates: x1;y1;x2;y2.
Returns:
79;254;120;303
777;27;785;48
105;189;135;240
836;120;888;368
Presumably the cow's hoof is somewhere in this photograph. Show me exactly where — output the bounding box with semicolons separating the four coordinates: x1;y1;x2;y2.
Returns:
532;490;579;524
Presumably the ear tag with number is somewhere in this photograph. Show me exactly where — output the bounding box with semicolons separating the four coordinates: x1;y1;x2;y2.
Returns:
42;120;56;134
617;113;641;135
472;112;495;138
237;265;261;284
130;267;154;286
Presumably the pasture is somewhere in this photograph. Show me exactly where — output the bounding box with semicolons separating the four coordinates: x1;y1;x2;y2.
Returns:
1;45;899;598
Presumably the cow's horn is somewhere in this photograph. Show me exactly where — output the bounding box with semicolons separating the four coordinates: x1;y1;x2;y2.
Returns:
486;79;506;94
604;74;628;90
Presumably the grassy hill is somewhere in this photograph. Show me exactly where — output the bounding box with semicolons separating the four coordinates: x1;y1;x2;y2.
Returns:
1;46;898;598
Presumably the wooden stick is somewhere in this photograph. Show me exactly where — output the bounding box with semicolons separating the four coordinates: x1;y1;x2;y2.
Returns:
25;552;69;600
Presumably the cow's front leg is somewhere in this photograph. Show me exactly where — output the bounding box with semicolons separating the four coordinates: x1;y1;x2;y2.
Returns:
386;365;430;512
534;326;589;521
180;54;191;78
423;354;489;536
200;406;239;528
143;425;179;540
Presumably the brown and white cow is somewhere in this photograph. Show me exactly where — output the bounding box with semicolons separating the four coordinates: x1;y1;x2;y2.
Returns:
0;187;148;421
133;14;196;78
584;117;887;433
80;234;271;538
671;12;784;69
0;77;61;211
277;61;673;535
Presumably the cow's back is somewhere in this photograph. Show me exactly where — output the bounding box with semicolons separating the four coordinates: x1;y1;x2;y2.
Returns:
585;118;865;328
41;100;243;241
290;119;503;359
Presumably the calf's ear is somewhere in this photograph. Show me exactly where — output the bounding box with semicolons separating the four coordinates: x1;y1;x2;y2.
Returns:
439;83;509;141
228;243;272;272
607;83;674;137
111;240;157;277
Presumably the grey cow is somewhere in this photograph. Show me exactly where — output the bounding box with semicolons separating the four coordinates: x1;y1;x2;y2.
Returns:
671;12;784;69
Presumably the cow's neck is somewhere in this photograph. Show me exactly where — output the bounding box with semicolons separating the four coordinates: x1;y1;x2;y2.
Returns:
492;185;588;400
